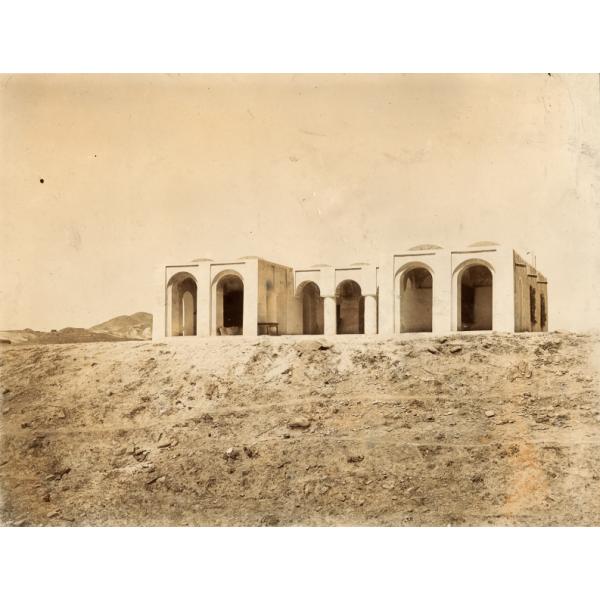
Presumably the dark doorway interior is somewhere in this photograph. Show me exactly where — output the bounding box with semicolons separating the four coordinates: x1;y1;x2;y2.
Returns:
459;265;492;331
224;290;243;327
336;280;364;334
218;275;244;334
302;282;324;334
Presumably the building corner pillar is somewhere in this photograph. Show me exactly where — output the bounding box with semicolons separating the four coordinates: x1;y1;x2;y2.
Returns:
364;294;378;335
323;295;336;336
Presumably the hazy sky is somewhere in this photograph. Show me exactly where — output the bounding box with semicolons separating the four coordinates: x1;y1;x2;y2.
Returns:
1;74;599;331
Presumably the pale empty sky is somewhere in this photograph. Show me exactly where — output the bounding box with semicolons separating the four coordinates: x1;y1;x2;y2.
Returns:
1;74;599;331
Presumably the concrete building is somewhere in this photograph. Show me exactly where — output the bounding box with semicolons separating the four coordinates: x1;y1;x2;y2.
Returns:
152;242;548;339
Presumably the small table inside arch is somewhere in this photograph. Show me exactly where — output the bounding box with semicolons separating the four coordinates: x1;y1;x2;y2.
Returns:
257;322;279;336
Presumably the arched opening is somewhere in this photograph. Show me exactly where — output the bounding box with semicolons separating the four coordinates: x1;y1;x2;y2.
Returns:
400;267;432;332
336;280;364;334
167;273;197;336
300;282;324;335
215;273;244;335
458;265;493;331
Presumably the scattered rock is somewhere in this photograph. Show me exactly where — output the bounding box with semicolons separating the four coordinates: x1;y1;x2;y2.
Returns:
288;416;311;429
485;410;496;418
315;483;330;495
45;467;71;481
243;446;258;458
133;448;149;461
449;346;462;353
347;454;364;463
47;509;60;518
425;345;440;355
224;447;240;460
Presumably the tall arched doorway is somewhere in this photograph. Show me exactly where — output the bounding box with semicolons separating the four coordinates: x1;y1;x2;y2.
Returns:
400;267;433;332
167;272;197;336
458;264;493;330
214;273;244;335
336;280;364;334
300;282;324;335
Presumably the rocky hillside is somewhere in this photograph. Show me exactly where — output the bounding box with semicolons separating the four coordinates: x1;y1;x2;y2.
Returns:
89;312;152;340
0;312;152;345
1;331;599;526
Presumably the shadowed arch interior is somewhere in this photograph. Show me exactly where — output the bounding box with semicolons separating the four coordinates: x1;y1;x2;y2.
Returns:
167;273;197;336
400;267;432;332
336;280;364;334
216;274;244;335
458;265;492;330
301;282;324;334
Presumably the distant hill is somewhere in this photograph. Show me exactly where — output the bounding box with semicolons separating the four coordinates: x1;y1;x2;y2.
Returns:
0;312;152;345
90;312;152;340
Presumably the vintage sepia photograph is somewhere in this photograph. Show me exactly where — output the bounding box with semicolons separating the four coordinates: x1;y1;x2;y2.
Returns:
1;73;599;529
2;2;600;598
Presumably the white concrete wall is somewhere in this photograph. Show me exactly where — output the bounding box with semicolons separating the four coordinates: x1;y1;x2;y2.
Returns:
378;254;395;335
257;260;294;334
195;262;212;337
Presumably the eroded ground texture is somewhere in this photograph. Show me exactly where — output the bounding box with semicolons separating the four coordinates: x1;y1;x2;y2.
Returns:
1;332;599;526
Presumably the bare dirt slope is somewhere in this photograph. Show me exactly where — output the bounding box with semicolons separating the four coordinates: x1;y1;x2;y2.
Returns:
1;332;599;526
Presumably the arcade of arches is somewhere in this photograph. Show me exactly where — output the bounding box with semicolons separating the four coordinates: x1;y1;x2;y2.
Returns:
159;250;547;338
